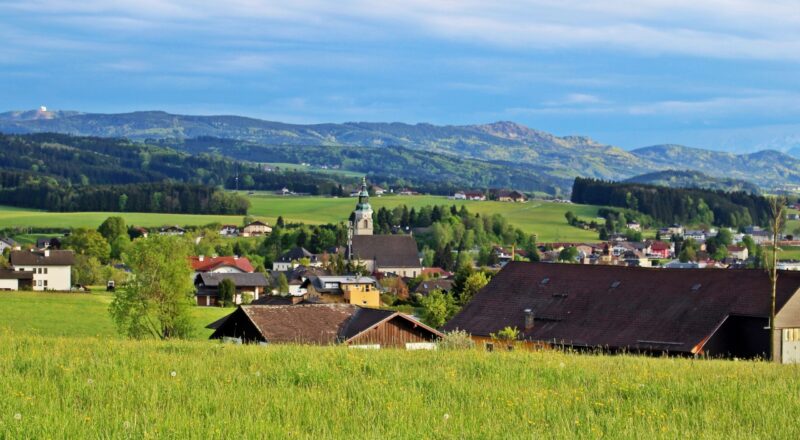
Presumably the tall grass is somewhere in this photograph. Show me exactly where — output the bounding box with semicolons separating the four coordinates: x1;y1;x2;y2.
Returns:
1;332;798;438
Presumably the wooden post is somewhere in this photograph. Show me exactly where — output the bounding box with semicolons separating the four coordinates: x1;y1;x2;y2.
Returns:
768;196;785;363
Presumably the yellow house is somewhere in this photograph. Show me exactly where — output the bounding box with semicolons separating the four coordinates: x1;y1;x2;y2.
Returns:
343;282;380;307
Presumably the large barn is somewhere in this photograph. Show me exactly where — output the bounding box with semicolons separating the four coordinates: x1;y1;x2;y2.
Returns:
209;304;443;349
444;262;800;362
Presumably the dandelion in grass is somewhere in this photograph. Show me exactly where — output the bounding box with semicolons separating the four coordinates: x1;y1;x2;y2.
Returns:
124;421;131;429
87;378;94;385
443;413;450;421
14;413;22;421
559;362;565;369
170;371;177;377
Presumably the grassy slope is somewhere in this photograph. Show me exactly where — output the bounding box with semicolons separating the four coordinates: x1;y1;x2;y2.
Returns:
0;292;228;340
0;195;602;242
1;333;799;438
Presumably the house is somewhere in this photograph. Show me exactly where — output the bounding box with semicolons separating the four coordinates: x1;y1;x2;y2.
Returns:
649;241;673;259
159;225;186;236
272;247;321;271
420;267;453;279
194;272;269;306
8;249;74;291
453;192;467;200
372;186;386;196
727;245;749;261
495;190;527;202
349;235;422;277
242;221;272;237
444;261;800;363
413;279;454;296
397;189;418;196
189;256;255;280
626;222;641;232
0;269;33;291
0;237;17;253
219;225;240;237
36;237;59;250
209;304;443;348
301;275;380;307
662;260;706;269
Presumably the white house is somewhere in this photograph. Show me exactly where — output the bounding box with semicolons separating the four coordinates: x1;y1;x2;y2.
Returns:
8;249;74;291
0;237;17;253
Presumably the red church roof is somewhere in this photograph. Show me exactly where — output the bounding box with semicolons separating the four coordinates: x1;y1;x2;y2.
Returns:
189;256;255;273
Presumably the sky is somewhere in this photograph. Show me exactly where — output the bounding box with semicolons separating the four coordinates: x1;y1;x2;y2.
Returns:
2;0;800;152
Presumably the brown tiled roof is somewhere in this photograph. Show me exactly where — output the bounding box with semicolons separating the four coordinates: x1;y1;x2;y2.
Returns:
10;250;74;266
414;279;454;295
444;261;800;354
350;235;420;268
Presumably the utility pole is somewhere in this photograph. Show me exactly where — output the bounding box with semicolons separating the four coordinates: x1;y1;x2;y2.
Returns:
768;196;786;362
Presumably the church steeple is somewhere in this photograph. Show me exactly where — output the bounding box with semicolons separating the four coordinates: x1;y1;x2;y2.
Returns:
352;177;373;235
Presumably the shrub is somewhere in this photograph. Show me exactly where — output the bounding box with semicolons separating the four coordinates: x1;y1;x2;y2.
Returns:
438;330;475;350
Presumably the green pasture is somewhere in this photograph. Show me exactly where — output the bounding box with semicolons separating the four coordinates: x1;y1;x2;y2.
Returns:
0;196;603;243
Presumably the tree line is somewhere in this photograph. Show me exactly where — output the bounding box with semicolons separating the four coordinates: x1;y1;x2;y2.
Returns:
571;177;771;228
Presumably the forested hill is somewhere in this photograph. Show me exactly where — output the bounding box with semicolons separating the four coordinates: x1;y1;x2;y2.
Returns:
3;109;800;192
571;177;770;228
624;170;760;194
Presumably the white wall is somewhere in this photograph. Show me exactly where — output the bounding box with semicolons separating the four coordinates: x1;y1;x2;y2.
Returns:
0;279;19;290
19;265;71;291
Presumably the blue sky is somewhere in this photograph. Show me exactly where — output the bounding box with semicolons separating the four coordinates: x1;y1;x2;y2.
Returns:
2;0;800;152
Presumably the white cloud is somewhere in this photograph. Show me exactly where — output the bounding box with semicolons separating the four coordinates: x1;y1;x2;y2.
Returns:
3;0;800;61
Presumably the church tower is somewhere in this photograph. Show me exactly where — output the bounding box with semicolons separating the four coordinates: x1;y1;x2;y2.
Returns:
352;177;373;236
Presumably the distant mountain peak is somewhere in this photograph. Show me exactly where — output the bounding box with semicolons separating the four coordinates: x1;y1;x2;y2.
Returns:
470;120;542;140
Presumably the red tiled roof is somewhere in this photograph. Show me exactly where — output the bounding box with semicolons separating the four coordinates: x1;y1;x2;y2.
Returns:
650;241;671;251
444;262;800;354
189;256;255;273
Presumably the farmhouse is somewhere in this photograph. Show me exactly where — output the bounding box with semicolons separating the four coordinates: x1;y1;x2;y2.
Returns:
209;304;443;348
8;249;74;291
272;247;321;271
189;255;255;279
242;220;272;237
194;272;269;306
444;262;800;363
494;189;527;202
301;275;380;307
219;225;240;237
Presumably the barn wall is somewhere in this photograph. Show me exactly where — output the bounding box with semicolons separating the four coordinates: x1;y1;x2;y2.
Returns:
348;318;437;348
211;310;265;343
701;316;769;359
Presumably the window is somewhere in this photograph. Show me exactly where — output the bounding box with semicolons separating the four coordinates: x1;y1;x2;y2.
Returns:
44;268;48;274
43;280;48;287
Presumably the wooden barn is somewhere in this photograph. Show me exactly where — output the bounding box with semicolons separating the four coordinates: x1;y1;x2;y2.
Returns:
444;262;800;362
209;304;443;349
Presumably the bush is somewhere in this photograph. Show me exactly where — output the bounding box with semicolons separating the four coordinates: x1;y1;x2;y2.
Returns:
438;330;475;350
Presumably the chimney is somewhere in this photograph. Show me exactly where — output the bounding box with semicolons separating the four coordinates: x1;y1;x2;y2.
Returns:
524;308;534;331
199;255;204;262
44;249;50;258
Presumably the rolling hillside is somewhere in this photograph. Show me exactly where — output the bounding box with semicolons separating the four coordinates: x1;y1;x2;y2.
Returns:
624;170;760;193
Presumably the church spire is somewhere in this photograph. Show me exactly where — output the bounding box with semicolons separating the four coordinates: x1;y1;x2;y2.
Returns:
352;177;373;235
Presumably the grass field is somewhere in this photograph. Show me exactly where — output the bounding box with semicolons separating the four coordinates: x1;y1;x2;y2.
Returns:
1;333;799;438
0;196;602;242
264;162;365;179
0;292;228;340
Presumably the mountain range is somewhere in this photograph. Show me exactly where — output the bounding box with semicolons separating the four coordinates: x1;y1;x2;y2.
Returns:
2;109;798;194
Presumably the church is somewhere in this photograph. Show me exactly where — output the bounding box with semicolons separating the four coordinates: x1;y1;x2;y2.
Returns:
347;179;422;278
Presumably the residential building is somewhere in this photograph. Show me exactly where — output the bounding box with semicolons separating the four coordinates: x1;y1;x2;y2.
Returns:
0;237;17;253
626;222;641;232
727;245;749;261
194;272;269;306
242;221;272;237
209;304;443;348
219;225;240;237
159;225;185;236
413;279;454;296
189;255;255;280
301;275;379;306
8;249;74;291
272;247;321;271
453;192;467;200
0;269;33;291
649;241;673;259
494;189;527;202
444;261;800;363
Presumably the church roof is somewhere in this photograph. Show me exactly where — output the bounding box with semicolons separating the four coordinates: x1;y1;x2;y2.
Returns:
349;235;421;268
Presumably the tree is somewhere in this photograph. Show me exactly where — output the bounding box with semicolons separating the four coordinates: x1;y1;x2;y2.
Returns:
459;271;489;305
276;216;285;228
419;289;458;328
277;273;289;294
218;278;236;307
72;254;104;286
558;246;579;262
118;193;128;212
109;235;195;339
98;216;127;242
63;228;111;263
678;239;697;263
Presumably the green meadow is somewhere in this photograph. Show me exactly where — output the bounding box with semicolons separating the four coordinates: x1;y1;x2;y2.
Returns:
0;195;602;242
1;331;799;438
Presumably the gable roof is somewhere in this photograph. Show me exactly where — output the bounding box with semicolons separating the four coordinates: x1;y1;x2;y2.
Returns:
244;221;270;228
444;262;800;354
189;256;255;273
210;304;443;344
350;235;420;268
414;279;454;295
277;247;316;263
10;250;74;266
0;237;16;246
197;272;268;287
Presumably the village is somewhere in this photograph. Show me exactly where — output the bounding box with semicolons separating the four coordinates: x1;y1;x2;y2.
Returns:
1;179;798;364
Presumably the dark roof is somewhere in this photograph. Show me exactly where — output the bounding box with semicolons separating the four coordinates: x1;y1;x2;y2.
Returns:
278;247;316;263
414;279;454;295
0;237;17;246
197;272;269;287
250;295;321;306
211;304;443;344
10;250;74;266
349;235;420;268
0;269;33;280
444;261;800;354
244;221;270;227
